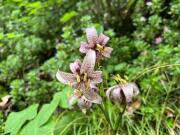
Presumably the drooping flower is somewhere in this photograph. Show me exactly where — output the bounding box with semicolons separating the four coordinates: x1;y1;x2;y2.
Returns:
80;27;113;61
106;83;139;103
56;50;102;104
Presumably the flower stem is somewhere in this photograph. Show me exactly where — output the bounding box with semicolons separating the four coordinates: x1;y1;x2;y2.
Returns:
98;104;115;133
114;104;126;134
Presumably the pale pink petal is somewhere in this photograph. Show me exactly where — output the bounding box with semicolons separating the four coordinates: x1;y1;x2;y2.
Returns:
78;96;92;109
82;88;102;104
79;42;90;53
80;50;96;75
68;95;78;106
90;71;102;84
98;33;109;46
111;87;122;102
122;83;139;103
86;27;98;47
70;59;81;74
129;83;139;96
90;84;98;92
106;85;120;100
56;70;76;85
102;47;113;58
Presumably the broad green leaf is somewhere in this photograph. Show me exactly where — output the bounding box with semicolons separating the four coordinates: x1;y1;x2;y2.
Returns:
4;104;39;135
19;91;68;135
58;88;69;109
36;91;66;126
20;118;56;135
60;11;77;23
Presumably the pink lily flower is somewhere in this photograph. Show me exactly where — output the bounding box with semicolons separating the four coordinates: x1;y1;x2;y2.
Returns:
106;83;139;103
56;50;102;104
80;27;113;61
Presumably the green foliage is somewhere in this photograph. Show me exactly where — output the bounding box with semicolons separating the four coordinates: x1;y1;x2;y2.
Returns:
4;104;39;135
5;91;69;135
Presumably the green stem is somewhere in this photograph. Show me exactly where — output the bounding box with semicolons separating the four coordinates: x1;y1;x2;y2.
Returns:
114;104;126;134
98;104;115;133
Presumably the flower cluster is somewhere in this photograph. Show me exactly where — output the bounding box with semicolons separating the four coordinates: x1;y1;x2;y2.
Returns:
56;27;139;109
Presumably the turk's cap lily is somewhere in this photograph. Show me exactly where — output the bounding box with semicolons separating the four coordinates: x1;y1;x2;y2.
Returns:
80;27;113;60
56;50;102;90
106;83;139;103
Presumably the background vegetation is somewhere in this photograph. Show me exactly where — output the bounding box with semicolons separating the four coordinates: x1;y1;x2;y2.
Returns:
0;0;180;134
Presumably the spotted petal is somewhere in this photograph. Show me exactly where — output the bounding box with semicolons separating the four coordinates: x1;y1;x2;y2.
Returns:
80;50;96;75
90;71;102;84
122;83;139;103
86;27;98;47
98;33;110;46
70;59;81;74
78;96;92;109
56;70;76;85
111;87;123;102
129;83;139;96
82;88;102;104
102;47;113;58
79;42;90;53
106;85;120;100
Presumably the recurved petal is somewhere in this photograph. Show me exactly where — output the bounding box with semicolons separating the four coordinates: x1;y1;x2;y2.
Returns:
78;96;92;109
102;47;113;58
86;27;98;47
79;42;90;53
111;87;122;102
129;83;139;96
70;59;81;74
90;71;102;84
122;84;135;103
98;33;110;46
106;85;120;100
56;70;76;85
80;50;96;75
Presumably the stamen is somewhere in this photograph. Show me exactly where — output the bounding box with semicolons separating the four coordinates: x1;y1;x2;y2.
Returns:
96;44;104;52
83;73;88;81
76;75;81;83
87;79;91;89
74;89;82;98
113;74;127;85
